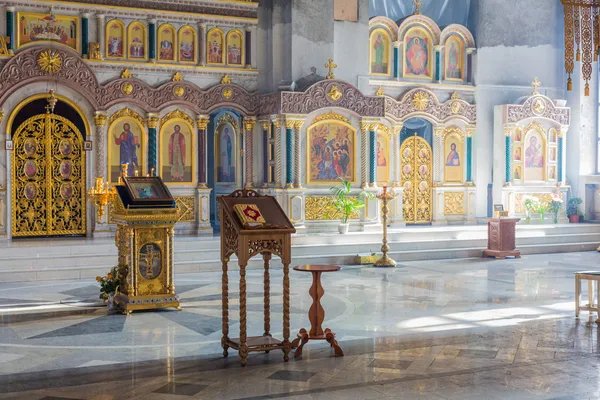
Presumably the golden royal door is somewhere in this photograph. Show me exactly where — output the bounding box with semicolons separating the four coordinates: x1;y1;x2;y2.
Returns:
400;136;433;224
12;114;86;237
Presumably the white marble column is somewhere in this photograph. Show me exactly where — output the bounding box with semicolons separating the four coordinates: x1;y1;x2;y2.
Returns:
244;117;256;188
433;127;443;185
198;22;206;66
96;14;105;60
94;111;108;180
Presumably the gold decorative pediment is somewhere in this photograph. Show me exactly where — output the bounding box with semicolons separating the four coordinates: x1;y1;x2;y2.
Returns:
108;107;144;126
160;109;194;126
412;91;430;111
442;126;465;141
313;112;350;125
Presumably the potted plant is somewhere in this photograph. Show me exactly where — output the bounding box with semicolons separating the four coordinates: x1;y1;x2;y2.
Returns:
96;265;127;310
567;197;582;223
329;178;373;234
549;193;563;224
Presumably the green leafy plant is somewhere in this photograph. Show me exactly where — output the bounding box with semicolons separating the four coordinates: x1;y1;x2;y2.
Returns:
96;265;127;300
523;196;539;223
549;193;563;224
567;197;582;216
329;178;374;224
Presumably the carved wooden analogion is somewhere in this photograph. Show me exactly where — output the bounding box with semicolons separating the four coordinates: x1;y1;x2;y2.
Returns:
482;217;521;259
220;189;296;367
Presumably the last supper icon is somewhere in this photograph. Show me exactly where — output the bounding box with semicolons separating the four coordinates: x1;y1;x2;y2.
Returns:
139;243;162;280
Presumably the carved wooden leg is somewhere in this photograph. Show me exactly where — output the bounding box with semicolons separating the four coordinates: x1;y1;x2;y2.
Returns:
263;252;271;337
575;275;581;318
325;328;344;357
240;264;248;367
221;258;229;358
282;262;291;362
308;271;325;337
293;328;309;358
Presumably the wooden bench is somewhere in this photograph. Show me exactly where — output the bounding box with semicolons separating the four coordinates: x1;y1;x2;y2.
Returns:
575;271;600;323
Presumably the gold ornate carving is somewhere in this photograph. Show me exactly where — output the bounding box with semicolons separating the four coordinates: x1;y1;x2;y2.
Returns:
197;117;209;130
0;36;8;55
172;72;183;82
305;196;359;221
451;91;460;100
89;42;100;60
217;114;237;131
376;87;385;96
401;135;432;224
314;112;349;125
221;74;231;84
175;196;196;223
121;68;132;79
244;118;257;131
412;91;430;111
222;88;233;99
121;83;134;95
94;114;107;127
109;108;144;126
523;121;546;138
413;0;423;15
531;76;541;95
442;126;465;142
173;86;185;97
325;58;337;79
37;49;62;73
444;193;464;215
146;116;159;129
160;109;194;127
327;85;343;101
451;101;461;114
532;97;546;115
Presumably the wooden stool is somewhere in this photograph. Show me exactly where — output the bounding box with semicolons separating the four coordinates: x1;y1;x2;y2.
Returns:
575;271;600;324
291;265;344;358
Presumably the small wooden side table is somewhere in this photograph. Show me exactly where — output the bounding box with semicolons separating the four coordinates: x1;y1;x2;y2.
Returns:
575;271;600;323
291;265;344;358
482;218;521;259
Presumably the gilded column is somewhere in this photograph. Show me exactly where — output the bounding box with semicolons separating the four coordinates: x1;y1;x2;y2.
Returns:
94;112;108;180
96;14;105;60
392;41;400;78
466;127;475;183
558;127;566;184
146;114;159;175
434;128;443;185
244;117;256;188
273;117;282;188
369;126;376;186
198;23;206;66
149;19;156;62
505;128;512;185
262;121;270;187
360;123;368;188
197;115;209;188
293;121;303;188
245;26;252;68
285;120;293;188
82;13;90;58
6;7;15;54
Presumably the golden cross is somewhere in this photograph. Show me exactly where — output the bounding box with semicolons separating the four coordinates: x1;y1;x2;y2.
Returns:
325;58;337;80
142;244;159;277
413;0;423;15
531;77;541;95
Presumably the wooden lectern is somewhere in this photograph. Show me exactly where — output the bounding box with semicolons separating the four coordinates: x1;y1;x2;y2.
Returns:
112;176;180;314
483;218;521;259
220;189;296;366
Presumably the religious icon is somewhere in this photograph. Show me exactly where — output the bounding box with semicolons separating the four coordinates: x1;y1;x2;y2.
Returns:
132;183;157;198
24;182;37;200
24;138;37;156
59;160;72;179
60;182;73;199
59;139;72;156
158;25;175;61
110;120;142;181
403;147;412;159
419;164;427;175
525;134;544;168
226;30;243;65
376;131;390;184
139;243;162;280
419;148;427;158
207;28;224;64
445;37;462;80
418;180;428;192
370;29;389;74
405;29;429;77
514;128;522;142
549;129;557;143
445;143;460;166
403;164;412;175
128;22;146;59
24;160;36;177
403;181;411;191
549;166;556;180
17;11;78;50
217;123;236;183
514;147;521;161
160;119;193;184
107;20;124;58
308;121;355;184
179;26;196;62
514;166;521;180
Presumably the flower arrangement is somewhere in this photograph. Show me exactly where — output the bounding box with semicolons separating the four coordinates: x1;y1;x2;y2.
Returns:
548;193;563;224
523;196;538;223
96;265;127;301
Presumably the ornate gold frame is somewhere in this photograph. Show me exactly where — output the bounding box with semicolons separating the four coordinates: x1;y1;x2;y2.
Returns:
225;29;245;66
158;110;197;186
177;25;198;64
127;21;149;61
105;18;126;60
157;23;177;63
443;35;464;82
442;125;465;184
206;27;226;66
369;27;392;77
16;11;80;52
107;108;146;183
403;26;433;79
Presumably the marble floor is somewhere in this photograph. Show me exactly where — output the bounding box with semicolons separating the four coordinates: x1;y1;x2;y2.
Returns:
1;252;600;399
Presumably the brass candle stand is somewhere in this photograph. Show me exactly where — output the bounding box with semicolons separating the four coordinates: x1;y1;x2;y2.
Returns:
374;186;397;268
88;177;116;221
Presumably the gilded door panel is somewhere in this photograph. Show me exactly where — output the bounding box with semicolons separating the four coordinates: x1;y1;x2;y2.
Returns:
12;114;86;237
400;136;432;224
